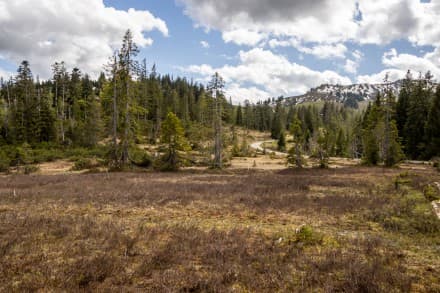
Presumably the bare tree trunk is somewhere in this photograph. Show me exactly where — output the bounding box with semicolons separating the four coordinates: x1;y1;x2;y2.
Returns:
214;91;222;168
61;82;65;143
122;51;131;166
112;56;118;165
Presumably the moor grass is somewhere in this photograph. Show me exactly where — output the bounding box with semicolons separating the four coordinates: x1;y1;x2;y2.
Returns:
0;167;439;292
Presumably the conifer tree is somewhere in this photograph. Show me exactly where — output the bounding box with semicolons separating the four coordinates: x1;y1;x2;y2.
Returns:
316;128;330;168
425;86;440;158
277;131;286;152
117;29;139;167
157;112;189;171
287;115;305;168
208;72;225;169
405;78;431;159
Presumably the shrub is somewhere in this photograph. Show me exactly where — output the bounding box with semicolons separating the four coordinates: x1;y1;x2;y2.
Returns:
24;164;40;175
31;148;64;163
130;148;152;168
0;150;11;172
424;184;440;202
72;158;96;171
295;225;323;246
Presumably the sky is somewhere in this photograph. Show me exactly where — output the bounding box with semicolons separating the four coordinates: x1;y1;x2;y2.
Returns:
0;0;439;103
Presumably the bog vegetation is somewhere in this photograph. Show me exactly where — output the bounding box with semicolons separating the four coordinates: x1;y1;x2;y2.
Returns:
0;167;439;291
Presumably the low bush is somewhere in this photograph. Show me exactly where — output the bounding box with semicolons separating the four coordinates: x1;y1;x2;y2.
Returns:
23;164;40;175
424;184;440;201
0;150;11;172
72;158;97;171
129;147;152;168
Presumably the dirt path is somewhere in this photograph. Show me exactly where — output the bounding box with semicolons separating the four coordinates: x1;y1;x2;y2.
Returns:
250;140;286;156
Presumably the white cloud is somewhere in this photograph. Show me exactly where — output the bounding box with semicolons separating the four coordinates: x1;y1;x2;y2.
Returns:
352;50;364;61
182;48;351;103
344;60;358;74
381;48;440;78
179;0;358;45
299;43;347;59
180;0;440;50
0;67;13;80
200;40;210;48
357;46;440;83
0;0;168;78
357;69;407;84
222;29;266;46
269;38;347;59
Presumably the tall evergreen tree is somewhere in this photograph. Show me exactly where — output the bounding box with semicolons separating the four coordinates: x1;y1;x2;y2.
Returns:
425;86;440;158
157;112;190;171
207;72;225;169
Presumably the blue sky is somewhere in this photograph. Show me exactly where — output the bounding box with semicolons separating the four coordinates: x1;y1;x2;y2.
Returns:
0;0;439;102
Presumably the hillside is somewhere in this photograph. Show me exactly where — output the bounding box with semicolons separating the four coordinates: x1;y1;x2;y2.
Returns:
284;80;404;106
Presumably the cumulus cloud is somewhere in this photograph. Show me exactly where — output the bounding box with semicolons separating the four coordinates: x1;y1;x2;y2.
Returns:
178;0;358;45
269;38;347;59
357;46;440;83
382;48;440;78
183;48;351;103
344;60;358;74
200;41;210;48
0;0;168;78
179;0;440;49
357;69;407;84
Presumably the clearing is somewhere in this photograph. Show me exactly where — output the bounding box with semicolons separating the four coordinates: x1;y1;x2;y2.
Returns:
0;165;439;291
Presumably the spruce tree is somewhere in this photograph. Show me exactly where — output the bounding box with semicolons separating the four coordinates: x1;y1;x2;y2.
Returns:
157;112;190;171
207;72;225;169
287;115;305;168
425;86;440;158
277;131;286;152
405;79;431;159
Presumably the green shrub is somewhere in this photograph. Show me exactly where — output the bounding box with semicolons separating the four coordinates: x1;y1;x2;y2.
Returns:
295;225;323;246
424;185;440;202
31;148;63;163
72;158;96;171
130;148;152;168
24;164;40;175
0;150;11;172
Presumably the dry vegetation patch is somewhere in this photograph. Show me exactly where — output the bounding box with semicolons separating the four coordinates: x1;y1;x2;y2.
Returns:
0;167;439;291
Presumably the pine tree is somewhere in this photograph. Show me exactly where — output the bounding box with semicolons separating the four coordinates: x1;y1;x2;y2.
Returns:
235;104;243;126
405;78;431;159
207;72;225;169
425;86;440;158
362;96;382;165
396;70;412;140
118;29;139;166
157;112;190;171
271;102;284;139
287;115;305;168
335;128;346;157
277;131;286;152
316;128;330;168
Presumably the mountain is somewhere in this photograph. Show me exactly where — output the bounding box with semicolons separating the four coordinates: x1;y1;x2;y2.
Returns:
284;80;403;107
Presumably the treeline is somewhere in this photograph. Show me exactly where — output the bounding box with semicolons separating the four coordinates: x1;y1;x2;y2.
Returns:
237;71;440;167
359;71;440;165
0;31;235;170
0;30;438;171
237;99;359;158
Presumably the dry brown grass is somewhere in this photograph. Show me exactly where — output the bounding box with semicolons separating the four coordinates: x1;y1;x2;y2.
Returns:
0;167;439;291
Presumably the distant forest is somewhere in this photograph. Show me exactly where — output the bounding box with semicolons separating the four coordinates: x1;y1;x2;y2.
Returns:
0;30;439;171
